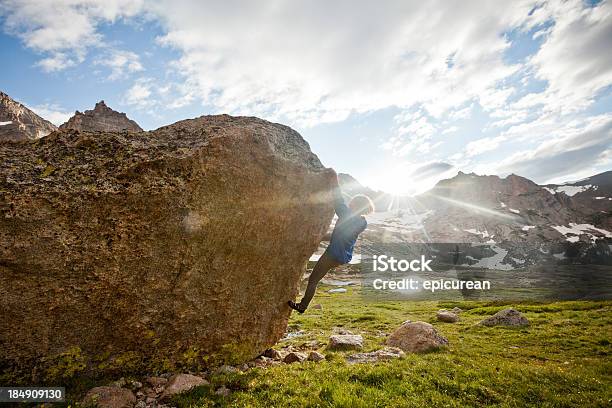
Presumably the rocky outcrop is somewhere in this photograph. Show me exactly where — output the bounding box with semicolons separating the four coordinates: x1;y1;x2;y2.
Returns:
386;321;448;353
0;114;334;383
60;100;143;132
479;308;529;327
0;91;57;141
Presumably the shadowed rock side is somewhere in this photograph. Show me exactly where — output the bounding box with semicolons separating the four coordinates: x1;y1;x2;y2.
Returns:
0;91;57;141
0;114;334;383
60;100;143;132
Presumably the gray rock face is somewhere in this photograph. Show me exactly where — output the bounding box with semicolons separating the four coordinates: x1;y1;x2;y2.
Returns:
0;92;57;141
0;114;334;382
479;308;530;327
386;321;448;353
60;100;143;132
328;334;364;350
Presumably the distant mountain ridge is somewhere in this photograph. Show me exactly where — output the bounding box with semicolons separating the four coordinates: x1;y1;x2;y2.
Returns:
60;100;143;132
0;92;57;141
344;170;612;267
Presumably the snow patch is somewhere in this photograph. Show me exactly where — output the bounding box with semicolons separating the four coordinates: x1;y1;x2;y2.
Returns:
509;208;520;214
464;228;490;238
548;184;595;197
521;225;535;231
500;202;507;208
552;223;612;243
470;245;513;270
0;121;12;126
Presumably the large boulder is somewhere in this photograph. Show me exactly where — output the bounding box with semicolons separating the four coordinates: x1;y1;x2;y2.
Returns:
0;114;334;383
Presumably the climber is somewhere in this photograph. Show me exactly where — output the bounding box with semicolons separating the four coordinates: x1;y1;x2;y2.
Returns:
288;169;374;313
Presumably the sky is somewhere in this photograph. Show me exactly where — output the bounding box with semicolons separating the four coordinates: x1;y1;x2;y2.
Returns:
0;0;610;195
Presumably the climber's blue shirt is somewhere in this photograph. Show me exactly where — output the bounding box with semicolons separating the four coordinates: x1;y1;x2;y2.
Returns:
327;188;367;264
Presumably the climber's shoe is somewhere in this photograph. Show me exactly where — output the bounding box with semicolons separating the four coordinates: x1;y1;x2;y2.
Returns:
287;300;305;314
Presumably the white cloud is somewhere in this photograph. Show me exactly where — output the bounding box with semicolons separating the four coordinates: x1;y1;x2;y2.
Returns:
495;114;612;182
147;0;536;125
528;0;612;114
465;135;507;157
95;49;143;80
0;0;144;71
35;52;78;72
29;103;72;126
123;78;153;108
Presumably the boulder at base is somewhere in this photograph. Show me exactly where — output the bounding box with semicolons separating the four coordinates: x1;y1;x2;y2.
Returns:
386;321;448;353
0;115;334;383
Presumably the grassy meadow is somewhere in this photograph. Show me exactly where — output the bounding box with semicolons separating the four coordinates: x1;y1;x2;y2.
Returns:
168;285;611;407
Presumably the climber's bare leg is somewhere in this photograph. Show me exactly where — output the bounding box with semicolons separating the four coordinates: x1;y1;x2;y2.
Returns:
289;251;341;312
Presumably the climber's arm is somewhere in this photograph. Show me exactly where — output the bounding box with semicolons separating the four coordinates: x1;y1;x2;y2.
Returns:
328;170;350;218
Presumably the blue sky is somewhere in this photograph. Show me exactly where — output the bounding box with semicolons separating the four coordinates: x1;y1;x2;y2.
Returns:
1;0;610;194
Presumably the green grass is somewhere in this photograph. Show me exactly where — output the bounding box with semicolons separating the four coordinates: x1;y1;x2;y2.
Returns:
169;287;612;407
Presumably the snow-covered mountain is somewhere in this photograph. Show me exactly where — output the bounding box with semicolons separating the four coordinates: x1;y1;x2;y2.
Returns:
348;170;612;269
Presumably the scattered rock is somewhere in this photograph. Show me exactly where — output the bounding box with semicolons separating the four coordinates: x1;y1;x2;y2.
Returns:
386;321;448;353
0;115;334;378
253;356;272;368
451;307;463;314
215;386;230;397
479;308;530;327
160;374;208;400
134;401;146;408
328;288;347;293
332;327;354;335
145;377;167;388
283;351;307;364
82;386;136;408
301;340;322;349
307;351;326;362
130;381;142;391
214;365;239;375
328;334;363;350
263;348;283;360
437;310;459;323
346;347;405;364
110;378;127;388
312;304;323;310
